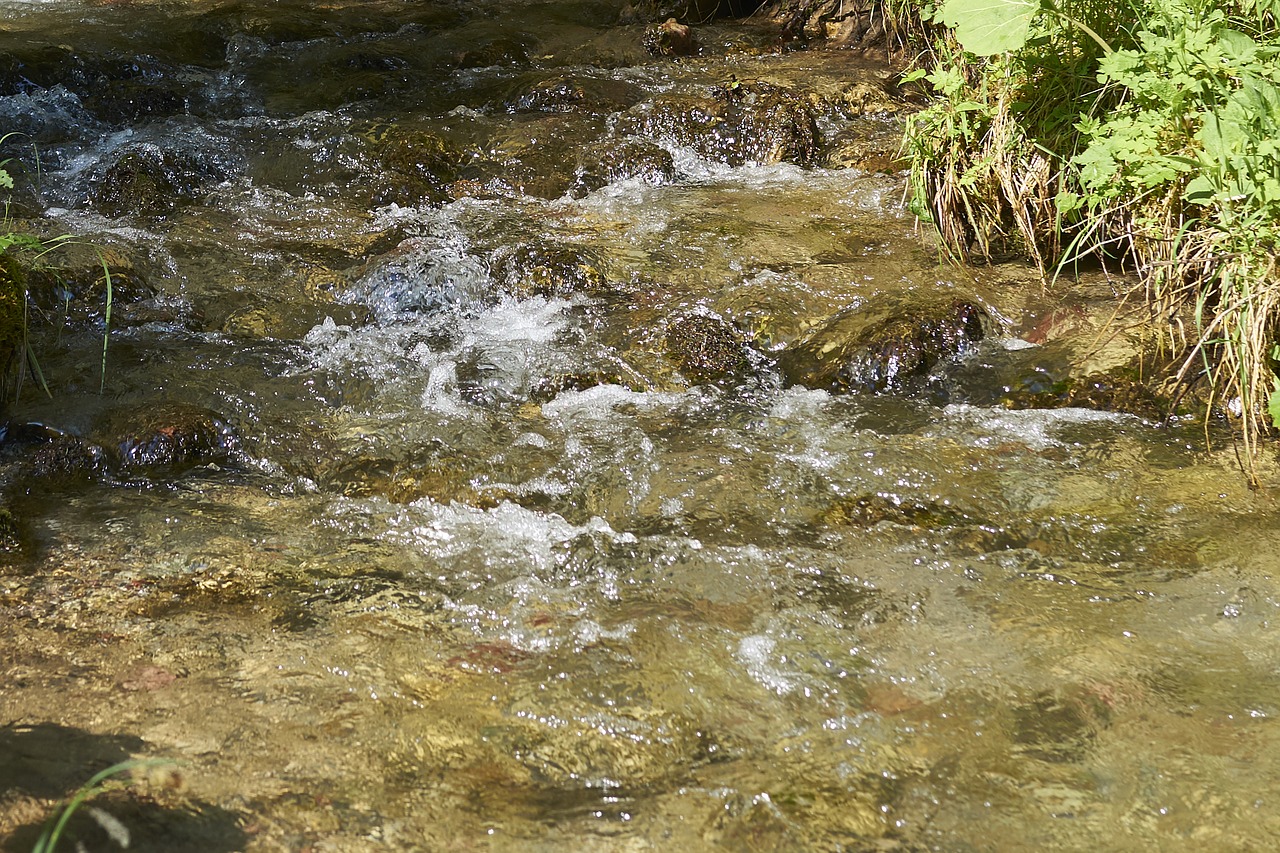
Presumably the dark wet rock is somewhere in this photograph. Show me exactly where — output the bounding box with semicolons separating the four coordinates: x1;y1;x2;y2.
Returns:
196;6;339;45
508;76;590;113
24;247;156;317
778;297;992;393
490;242;607;299
0;45;200;124
85;80;188;124
571;138;676;195
157;26;233;68
643;19;699;57
88;143;231;217
451;34;536;69
620;81;821;166
664;314;752;384
11;436;94;485
4;424;109;482
375;132;459;185
95;404;238;471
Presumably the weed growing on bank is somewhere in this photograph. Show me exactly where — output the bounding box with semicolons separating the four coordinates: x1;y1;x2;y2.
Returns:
903;0;1280;483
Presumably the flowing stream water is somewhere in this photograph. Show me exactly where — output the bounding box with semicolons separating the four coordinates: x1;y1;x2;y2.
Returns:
3;1;1280;850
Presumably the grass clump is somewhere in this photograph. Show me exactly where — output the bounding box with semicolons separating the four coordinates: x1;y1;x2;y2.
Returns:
32;759;179;853
0;136;114;400
903;0;1280;483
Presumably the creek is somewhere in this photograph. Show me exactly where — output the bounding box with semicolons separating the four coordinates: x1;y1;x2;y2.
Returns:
2;1;1280;850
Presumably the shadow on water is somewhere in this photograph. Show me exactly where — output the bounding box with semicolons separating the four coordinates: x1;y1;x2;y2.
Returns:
0;723;246;853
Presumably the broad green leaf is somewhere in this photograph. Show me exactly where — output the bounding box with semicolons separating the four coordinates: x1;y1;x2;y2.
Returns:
1268;383;1280;429
939;0;1042;56
1054;190;1083;214
1184;174;1216;205
1218;29;1259;64
0;168;11;190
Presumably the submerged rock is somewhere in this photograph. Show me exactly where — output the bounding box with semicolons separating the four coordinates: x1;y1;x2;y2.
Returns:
460;113;610;200
821;493;971;529
362;125;461;207
571;138;676;195
620;80;821;166
1010;688;1109;763
822;118;905;172
24;246;157;325
778;297;992;393
503;73;644;115
1000;371;1172;420
323;456;507;506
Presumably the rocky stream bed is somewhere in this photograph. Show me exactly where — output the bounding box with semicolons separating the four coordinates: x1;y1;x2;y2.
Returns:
2;1;1280;851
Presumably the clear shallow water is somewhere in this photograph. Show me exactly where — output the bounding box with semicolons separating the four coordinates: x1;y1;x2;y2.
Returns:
3;2;1280;851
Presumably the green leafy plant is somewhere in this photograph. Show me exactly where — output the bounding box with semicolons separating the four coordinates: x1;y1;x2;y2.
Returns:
905;0;1280;483
938;0;1113;54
